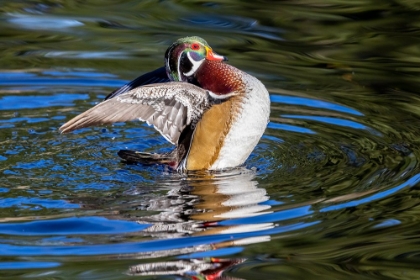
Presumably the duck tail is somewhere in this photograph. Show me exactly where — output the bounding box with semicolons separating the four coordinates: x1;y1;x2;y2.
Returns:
118;150;178;168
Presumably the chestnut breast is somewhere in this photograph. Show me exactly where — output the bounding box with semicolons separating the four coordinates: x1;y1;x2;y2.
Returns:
185;61;246;170
186;97;239;170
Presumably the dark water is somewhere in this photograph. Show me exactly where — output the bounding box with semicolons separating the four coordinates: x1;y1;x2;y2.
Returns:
2;0;420;279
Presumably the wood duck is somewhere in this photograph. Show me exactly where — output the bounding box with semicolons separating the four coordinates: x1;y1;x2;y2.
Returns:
60;36;270;171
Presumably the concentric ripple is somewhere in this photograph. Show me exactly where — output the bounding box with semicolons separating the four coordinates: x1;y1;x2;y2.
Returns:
2;0;420;278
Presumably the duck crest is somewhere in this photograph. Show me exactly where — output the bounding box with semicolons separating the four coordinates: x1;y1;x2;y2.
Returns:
196;61;245;96
164;36;217;83
165;42;186;81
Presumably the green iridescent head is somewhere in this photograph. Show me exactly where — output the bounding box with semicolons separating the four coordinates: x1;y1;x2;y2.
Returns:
164;36;227;82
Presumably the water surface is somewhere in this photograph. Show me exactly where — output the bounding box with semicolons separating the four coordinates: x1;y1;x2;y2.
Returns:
1;1;420;279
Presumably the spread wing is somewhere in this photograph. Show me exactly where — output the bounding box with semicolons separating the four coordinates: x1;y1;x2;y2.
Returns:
59;82;210;144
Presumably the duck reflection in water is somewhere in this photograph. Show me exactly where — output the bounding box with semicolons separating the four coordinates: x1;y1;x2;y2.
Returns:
59;36;272;278
125;168;272;278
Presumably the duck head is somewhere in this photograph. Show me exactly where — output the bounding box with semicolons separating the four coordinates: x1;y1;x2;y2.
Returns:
165;36;227;82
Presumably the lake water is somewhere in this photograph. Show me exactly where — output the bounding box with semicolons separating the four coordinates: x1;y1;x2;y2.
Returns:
1;1;420;279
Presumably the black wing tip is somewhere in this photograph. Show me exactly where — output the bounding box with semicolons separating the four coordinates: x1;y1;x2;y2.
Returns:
118;149;175;166
105;67;169;100
118;150;153;164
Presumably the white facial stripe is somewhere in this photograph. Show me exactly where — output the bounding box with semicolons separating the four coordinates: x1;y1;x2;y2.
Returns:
183;52;204;77
177;52;182;81
208;90;237;100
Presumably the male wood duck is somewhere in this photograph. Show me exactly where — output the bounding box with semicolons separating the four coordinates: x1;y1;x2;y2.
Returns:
60;36;270;171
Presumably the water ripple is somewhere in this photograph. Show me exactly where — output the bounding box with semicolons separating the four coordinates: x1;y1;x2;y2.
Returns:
271;95;363;116
2;2;420;277
321;173;420;212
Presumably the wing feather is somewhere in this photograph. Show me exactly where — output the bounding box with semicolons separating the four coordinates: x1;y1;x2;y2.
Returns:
59;82;210;144
104;67;170;100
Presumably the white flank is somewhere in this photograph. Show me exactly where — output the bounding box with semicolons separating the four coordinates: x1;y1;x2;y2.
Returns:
210;73;270;170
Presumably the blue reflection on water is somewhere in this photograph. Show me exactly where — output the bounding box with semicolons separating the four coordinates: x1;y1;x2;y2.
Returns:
271;95;362;116
0;94;89;110
373;219;401;229
283;115;366;130
267;122;316;134
0;261;61;270
14;159;54;169
42;236;84;244
260;199;283;206
0;217;149;235
218;205;312;226
0;198;80;209
0;221;318;256
0;73;124;89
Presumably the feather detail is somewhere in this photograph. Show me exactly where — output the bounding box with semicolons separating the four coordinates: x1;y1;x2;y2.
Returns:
105;67;170;100
60;82;211;145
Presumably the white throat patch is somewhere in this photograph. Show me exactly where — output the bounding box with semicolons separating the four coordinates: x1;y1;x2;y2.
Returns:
183;52;204;77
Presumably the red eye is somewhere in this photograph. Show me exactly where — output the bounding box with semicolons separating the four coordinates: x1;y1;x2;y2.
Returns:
191;43;200;50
